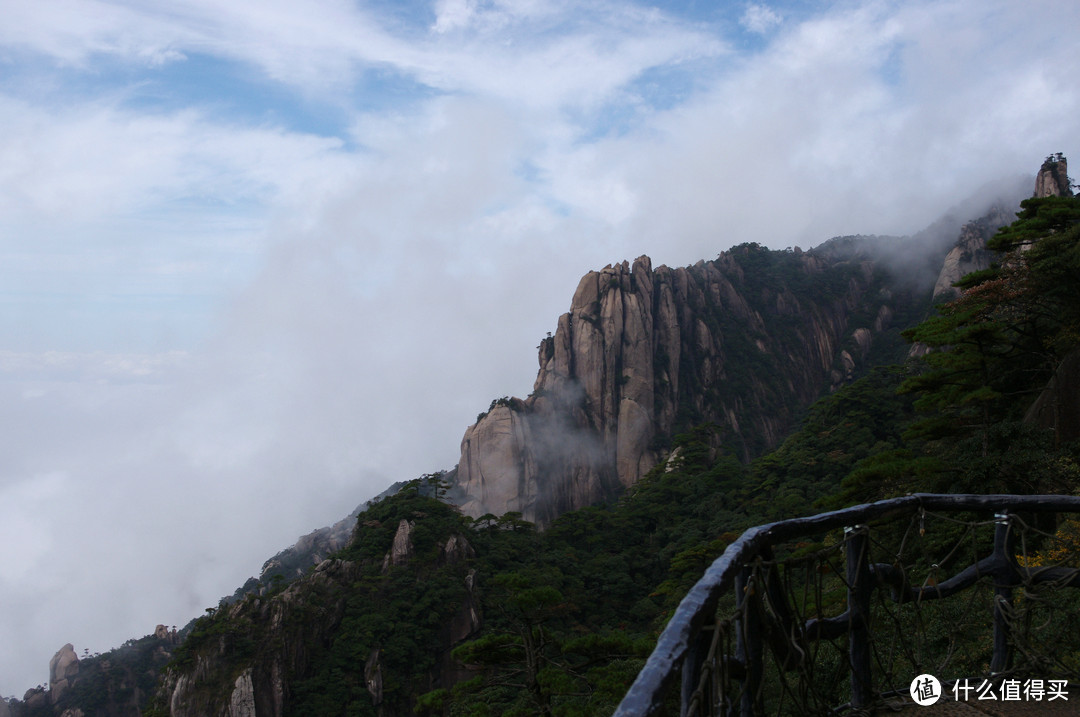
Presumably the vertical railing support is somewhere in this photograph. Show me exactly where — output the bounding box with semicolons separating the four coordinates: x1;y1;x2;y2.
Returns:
681;626;711;716
845;525;873;710
735;565;763;716
990;513;1015;673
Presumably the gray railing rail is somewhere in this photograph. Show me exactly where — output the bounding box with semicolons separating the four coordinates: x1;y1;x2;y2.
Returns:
614;493;1080;716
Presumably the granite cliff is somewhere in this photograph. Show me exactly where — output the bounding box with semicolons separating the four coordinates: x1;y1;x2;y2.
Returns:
451;239;957;525
447;169;1047;526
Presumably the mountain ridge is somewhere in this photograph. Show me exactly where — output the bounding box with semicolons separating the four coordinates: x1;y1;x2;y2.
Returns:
4;163;1056;716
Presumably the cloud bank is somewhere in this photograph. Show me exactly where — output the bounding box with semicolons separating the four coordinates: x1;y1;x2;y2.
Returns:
1;0;1078;696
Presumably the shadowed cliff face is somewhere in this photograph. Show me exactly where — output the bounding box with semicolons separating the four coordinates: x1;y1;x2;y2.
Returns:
453;244;922;526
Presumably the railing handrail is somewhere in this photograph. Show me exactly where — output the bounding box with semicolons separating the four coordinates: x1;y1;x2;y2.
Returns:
614;493;1080;716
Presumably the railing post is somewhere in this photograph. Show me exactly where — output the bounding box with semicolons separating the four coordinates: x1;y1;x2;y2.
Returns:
990;513;1014;673
845;525;873;710
735;565;762;716
680;626;710;716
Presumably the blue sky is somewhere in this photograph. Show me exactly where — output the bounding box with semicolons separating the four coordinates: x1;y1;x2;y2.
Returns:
1;0;1078;696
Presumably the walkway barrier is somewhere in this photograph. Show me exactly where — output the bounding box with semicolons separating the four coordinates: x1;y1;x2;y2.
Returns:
614;494;1080;716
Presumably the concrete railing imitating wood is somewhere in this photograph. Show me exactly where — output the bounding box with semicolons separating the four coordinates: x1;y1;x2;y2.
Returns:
614;493;1080;716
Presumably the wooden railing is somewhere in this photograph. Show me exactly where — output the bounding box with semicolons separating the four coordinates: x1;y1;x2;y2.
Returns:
614;494;1080;716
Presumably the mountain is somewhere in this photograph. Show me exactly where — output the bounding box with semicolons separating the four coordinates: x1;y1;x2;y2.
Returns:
9;159;1071;716
447;199;1026;525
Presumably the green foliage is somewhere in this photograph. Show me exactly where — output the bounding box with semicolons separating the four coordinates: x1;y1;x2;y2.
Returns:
987;195;1080;253
896;194;1080;494
744;367;915;511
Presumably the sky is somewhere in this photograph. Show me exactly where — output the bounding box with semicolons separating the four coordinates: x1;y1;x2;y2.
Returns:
0;0;1078;696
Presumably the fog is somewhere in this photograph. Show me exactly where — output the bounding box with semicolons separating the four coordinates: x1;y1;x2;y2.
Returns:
1;0;1078;696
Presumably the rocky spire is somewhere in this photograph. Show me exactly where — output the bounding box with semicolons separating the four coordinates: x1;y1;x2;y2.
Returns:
48;643;79;704
1035;153;1073;197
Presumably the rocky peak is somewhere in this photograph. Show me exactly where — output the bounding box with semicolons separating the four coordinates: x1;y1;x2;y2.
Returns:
48;643;79;704
931;156;1070;302
452;246;905;525
154;624;179;644
1035;153;1073;198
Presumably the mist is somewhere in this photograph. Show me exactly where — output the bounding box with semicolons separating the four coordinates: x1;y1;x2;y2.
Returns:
2;0;1079;696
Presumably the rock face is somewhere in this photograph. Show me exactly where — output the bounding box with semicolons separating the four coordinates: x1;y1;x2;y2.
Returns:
227;669;256;717
452;246;913;525
1035;153;1072;198
382;519;414;571
931;205;1014;300
48;644;79;704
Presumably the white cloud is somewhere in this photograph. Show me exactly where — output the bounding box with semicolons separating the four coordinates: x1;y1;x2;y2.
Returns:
740;3;783;35
0;0;193;67
432;0;478;33
0;95;351;225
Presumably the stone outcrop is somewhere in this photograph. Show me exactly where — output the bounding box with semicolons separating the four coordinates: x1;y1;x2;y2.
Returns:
1035;154;1072;198
382;519;415;571
48;644;79;704
227;669;256;717
22;688;47;712
154;624;179;645
452;247;909;525
931;212;1007;300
